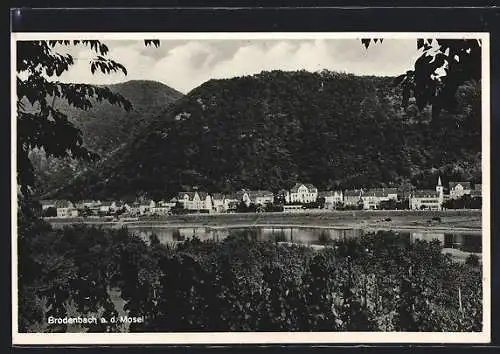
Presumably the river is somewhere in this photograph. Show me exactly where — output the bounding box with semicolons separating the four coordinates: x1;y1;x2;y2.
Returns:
125;225;481;258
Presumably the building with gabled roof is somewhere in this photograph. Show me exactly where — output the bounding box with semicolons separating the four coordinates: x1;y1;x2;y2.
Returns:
139;199;156;214
54;200;73;209
360;188;399;210
54;200;77;218
285;183;318;204
223;193;240;211
237;190;274;206
409;177;444;210
449;181;472;199
343;189;364;206
99;201;117;213
318;190;343;209
151;200;173;215
211;193;228;213
177;191;212;211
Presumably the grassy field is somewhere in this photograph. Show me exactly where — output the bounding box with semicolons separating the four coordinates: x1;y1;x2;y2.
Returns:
46;209;482;233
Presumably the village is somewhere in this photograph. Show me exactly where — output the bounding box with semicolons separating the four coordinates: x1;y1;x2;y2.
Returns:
39;177;482;219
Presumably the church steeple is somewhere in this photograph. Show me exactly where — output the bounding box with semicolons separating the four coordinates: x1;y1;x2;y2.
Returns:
436;176;444;209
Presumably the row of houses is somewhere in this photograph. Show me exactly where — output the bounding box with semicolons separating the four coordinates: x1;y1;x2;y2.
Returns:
39;189;275;218
40;199;167;218
284;179;481;211
40;179;482;217
341;178;482;211
409;178;482;211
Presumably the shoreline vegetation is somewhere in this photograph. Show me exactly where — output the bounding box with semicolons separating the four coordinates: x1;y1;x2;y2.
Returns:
19;224;483;333
45;209;482;234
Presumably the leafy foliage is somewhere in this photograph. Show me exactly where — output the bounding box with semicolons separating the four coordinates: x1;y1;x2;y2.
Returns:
363;38;481;119
443;195;481;209
19;221;482;332
17;40;163;196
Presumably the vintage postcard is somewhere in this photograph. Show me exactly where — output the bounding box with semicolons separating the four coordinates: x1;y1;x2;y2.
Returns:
11;32;490;344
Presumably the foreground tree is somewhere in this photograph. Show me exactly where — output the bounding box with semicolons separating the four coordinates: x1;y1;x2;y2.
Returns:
16;39;160;196
17;39;159;332
362;38;481;119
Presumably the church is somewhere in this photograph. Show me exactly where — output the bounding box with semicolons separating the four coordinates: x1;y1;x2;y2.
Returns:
409;177;445;211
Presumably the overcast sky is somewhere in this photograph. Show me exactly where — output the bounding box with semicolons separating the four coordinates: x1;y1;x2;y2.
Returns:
52;39;423;94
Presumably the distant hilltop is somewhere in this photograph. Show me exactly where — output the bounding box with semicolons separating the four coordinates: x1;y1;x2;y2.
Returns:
31;79;184;197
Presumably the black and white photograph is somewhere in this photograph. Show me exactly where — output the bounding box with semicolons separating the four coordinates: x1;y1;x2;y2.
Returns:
12;32;490;344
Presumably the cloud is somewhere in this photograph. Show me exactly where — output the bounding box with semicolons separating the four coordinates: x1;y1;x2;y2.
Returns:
51;39;422;94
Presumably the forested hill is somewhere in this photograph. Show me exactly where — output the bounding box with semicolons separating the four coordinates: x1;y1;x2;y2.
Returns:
52;70;481;201
53;79;184;155
31;80;183;196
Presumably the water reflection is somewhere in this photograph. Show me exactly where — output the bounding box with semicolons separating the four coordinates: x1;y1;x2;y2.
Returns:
131;226;481;254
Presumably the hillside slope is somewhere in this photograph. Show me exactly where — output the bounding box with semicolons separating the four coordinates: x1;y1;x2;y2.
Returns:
52;70;481;201
30;80;183;196
54;79;183;154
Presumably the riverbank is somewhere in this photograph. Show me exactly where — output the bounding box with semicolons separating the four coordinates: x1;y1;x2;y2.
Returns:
47;209;482;234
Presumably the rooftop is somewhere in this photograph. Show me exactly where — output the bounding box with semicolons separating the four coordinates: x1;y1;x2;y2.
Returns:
290;183;318;193
40;199;56;205
177;191;209;200
54;200;73;208
318;190;342;197
412;190;440;198
363;188;399;197
449;181;472;189
344;189;363;197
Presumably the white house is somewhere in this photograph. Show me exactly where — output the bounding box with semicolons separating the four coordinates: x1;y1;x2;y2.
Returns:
285;183;318;204
151;205;170;215
449;181;472;199
237;190;274;206
139;199;156;214
409;177;444;210
343;189;364;207
151;200;175;215
211;193;227;213
177;192;212;211
360;188;399;210
54;200;76;218
99;201;117;214
318;191;343;209
252;191;274;206
223;193;240;211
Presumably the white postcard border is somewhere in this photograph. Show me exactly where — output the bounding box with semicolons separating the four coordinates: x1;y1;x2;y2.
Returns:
11;31;491;345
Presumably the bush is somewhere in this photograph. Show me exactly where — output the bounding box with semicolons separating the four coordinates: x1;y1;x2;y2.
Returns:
172;229;185;241
465;254;480;267
236;202;257;213
19;220;483;333
264;203;284;212
42;207;57;217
